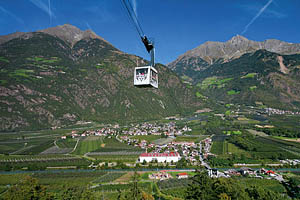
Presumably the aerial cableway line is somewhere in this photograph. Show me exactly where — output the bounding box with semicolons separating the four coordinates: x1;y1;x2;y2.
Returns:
120;0;158;88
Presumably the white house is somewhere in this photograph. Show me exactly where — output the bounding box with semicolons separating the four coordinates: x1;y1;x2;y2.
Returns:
176;172;188;179
139;152;181;163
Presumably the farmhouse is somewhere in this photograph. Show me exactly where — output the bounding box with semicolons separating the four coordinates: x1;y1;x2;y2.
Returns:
176;172;188;179
139;152;181;163
149;172;172;180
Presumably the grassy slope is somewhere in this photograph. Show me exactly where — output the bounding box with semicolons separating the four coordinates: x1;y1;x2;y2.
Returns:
0;32;201;131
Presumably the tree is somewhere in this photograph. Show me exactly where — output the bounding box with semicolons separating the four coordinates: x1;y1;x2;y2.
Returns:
176;158;187;168
3;176;53;200
119;171;155;200
60;186;79;200
142;159;147;166
141;191;154;200
211;178;248;200
130;171;141;200
79;187;97;200
284;177;300;199
245;186;279;200
185;171;214;200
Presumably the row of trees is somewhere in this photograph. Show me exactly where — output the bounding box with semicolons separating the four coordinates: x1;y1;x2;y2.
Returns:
185;171;289;200
2;171;299;200
257;127;300;138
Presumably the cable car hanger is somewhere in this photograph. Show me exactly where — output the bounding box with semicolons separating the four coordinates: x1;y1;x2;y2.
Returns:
120;0;158;88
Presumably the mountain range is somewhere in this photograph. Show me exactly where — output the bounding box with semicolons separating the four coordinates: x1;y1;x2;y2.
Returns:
0;24;201;131
168;35;300;79
168;35;300;111
1;24;300;131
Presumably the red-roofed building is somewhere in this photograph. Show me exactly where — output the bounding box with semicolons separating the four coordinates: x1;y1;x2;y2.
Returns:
176;172;188;179
139;152;181;163
266;170;275;175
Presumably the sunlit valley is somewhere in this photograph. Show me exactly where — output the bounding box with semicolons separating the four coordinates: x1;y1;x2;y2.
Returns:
0;0;300;199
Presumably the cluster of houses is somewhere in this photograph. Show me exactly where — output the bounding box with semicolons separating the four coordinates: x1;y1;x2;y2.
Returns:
133;138;213;165
149;171;172;180
265;107;300;115
139;152;181;163
202;138;212;159
116;122;208;165
135;140;204;165
118;135;148;149
149;171;189;181
121;122;191;137
209;167;284;182
280;159;300;166
61;128;117;139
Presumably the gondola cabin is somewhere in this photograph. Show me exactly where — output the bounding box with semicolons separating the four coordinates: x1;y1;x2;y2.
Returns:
134;66;158;88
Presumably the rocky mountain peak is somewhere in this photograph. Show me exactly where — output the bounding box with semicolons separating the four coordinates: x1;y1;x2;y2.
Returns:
38;24;107;47
229;35;249;44
0;24;109;47
38;24;82;45
168;35;300;70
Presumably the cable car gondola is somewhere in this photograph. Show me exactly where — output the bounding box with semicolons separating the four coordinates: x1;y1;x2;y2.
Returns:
121;0;158;88
134;65;158;88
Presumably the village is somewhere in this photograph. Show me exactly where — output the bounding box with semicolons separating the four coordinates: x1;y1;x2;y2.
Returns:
58;121;297;183
264;107;300;115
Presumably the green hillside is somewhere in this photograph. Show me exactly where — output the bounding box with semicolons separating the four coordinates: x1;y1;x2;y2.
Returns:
0;31;202;131
187;50;300;110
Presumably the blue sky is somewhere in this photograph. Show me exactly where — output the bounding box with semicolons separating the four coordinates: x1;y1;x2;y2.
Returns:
0;0;299;64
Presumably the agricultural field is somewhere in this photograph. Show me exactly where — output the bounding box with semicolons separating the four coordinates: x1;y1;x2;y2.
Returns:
228;134;300;160
246;129;268;137
32;171;110;188
153;138;174;145
95;182;152;193
0;174;30;187
227;142;248;155
198;76;233;90
223;130;242;135
210;131;300;165
92;172;126;184
131;135;161;143
0;171;134;197
211;141;226;155
88;154;139;162
73;136;104;155
161;187;186;199
0;171;131;189
212;140;248;156
40;146;72;155
234;117;260;124
235;177;286;194
241;73;257;79
110;172;134;183
0;154;91;171
0;128;76;155
158;178;192;190
56;138;77;148
256;136;300;157
175;135;208;143
0;138;55;155
227;90;240;95
273;136;300;142
92;138;141;153
0;56;9;63
18;140;55;155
